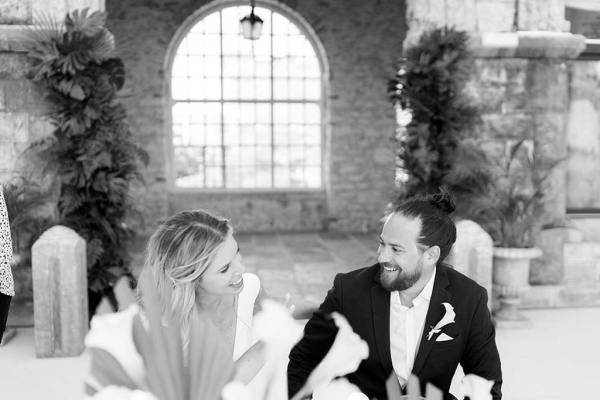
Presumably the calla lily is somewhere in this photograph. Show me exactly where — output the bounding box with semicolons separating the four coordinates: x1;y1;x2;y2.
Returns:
312;378;368;400
461;374;494;400
293;312;369;400
245;299;305;400
221;381;259;400
90;386;158;400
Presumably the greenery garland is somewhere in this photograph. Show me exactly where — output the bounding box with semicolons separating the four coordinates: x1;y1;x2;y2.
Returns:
24;9;148;312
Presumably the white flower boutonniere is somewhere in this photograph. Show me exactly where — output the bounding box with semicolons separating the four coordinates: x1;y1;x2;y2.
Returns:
427;302;455;341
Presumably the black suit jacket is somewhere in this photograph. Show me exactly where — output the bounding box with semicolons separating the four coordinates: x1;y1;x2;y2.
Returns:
287;263;502;400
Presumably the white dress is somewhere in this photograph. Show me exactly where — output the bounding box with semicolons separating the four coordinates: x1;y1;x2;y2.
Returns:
232;273;260;361
84;272;261;394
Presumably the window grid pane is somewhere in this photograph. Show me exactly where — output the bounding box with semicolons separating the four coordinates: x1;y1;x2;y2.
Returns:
172;6;322;188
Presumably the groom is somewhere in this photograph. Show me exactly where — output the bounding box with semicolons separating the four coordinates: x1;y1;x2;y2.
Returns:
287;191;502;399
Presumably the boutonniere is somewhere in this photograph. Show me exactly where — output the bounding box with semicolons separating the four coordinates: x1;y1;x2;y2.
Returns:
427;302;455;341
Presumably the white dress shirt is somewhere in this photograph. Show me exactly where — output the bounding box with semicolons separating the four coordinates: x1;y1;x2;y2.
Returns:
389;267;436;388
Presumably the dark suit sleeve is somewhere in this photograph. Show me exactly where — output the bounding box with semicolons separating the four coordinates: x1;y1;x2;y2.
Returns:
287;273;343;398
461;288;503;400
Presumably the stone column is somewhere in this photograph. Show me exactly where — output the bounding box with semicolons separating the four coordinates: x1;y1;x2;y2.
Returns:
447;219;494;309
32;225;87;357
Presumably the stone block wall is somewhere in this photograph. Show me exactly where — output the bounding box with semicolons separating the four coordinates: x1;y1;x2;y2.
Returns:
106;0;404;232
0;0;105;181
0;51;50;183
566;60;600;210
469;57;569;227
404;0;570;48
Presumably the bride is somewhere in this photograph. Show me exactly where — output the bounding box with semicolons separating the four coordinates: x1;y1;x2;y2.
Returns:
85;209;265;394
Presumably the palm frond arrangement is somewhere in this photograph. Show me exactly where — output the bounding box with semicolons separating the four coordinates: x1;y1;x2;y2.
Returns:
133;271;235;400
480;139;563;248
22;8;148;315
86;270;235;400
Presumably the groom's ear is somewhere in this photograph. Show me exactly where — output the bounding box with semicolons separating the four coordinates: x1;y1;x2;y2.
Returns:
425;246;440;263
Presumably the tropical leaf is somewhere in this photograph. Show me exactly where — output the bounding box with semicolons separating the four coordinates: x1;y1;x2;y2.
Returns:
66;8;107;37
188;312;236;400
131;271;234;400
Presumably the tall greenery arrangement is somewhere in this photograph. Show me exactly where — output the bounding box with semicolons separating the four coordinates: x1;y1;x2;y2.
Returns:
24;9;148;313
388;27;493;219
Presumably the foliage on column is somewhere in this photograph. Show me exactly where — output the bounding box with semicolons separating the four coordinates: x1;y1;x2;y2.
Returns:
23;9;148;303
388;27;492;220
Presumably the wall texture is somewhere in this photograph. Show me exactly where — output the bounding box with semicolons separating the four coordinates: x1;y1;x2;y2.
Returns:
105;0;405;232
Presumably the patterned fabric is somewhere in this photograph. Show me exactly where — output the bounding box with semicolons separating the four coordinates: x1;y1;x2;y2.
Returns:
0;186;15;297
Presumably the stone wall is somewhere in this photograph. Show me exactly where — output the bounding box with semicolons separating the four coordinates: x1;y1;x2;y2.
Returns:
106;0;404;232
0;48;50;183
469;57;569;225
0;0;105;180
567;61;600;210
404;0;570;48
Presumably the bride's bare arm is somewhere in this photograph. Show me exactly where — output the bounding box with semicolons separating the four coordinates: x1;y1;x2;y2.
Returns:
233;341;266;383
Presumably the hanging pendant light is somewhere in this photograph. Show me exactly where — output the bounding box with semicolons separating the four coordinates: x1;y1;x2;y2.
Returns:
240;0;263;40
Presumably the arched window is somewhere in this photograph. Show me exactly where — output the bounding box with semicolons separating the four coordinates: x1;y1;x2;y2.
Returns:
168;3;325;189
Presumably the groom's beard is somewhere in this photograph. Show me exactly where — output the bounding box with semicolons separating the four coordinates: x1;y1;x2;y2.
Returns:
379;261;421;292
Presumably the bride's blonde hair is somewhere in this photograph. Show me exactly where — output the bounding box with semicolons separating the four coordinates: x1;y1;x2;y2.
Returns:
138;209;231;336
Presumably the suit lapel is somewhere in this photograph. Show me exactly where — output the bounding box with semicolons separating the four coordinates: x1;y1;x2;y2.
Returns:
371;269;393;373
411;265;452;377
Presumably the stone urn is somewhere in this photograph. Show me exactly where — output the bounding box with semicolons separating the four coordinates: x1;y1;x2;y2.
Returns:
492;247;542;326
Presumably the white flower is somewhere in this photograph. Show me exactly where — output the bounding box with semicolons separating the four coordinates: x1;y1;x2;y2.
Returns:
427;302;456;340
248;299;305;400
313;378;369;400
253;299;304;351
90;386;158;400
221;381;259;400
461;374;494;400
302;312;369;395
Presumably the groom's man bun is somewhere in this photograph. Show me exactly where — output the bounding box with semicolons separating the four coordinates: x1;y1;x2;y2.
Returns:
393;188;457;262
428;187;456;214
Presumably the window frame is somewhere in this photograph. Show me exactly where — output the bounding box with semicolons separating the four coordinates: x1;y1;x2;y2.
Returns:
164;0;330;193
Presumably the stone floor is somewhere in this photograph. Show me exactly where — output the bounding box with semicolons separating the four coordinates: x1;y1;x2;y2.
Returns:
3;232;600;399
237;232;379;307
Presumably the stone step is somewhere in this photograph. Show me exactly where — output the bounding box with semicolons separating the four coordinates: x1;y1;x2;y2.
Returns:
563;241;600;284
520;284;600;309
571;216;600;242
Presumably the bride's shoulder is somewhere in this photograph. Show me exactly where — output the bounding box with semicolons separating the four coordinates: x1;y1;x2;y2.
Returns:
242;272;261;299
243;272;260;287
